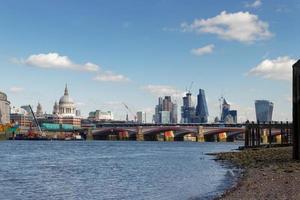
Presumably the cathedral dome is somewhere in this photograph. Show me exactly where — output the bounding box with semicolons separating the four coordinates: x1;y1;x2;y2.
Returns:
57;85;76;117
59;85;74;105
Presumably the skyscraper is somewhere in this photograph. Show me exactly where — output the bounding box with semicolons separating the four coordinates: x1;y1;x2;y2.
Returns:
220;98;238;124
221;98;230;122
154;96;177;123
181;92;196;123
195;89;209;123
255;100;274;122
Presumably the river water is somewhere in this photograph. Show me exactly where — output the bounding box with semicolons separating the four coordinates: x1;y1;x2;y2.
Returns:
0;141;241;200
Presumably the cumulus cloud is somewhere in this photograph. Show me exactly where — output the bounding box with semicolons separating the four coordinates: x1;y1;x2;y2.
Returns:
9;86;24;93
21;52;99;72
248;56;296;81
245;0;262;8
14;52;130;83
191;44;214;56
94;71;130;82
181;11;272;43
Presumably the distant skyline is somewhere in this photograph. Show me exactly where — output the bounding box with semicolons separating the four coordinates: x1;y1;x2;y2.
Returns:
0;0;298;122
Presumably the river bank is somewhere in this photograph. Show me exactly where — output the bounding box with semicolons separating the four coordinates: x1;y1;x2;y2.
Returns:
212;146;300;199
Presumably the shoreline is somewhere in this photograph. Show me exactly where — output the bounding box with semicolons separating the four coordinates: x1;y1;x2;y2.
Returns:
211;146;300;200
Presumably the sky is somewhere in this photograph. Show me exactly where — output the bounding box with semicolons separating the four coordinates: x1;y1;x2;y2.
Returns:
0;0;299;122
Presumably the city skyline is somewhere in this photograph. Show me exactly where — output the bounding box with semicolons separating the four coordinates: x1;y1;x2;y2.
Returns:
0;0;298;122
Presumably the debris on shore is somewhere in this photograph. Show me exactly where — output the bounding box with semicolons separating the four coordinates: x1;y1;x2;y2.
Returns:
212;147;300;200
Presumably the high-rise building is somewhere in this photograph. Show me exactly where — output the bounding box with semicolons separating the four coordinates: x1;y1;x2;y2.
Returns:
161;111;171;124
195;89;209;123
154;96;177;123
181;92;196;123
137;111;146;123
255;100;273;122
220;98;238;124
221;98;230;122
229;110;237;123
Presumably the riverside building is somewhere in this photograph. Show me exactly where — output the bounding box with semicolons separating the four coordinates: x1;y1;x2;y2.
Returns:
0;90;10;124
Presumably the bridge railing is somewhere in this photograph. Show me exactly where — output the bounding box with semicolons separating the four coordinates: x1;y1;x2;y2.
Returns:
245;121;293;148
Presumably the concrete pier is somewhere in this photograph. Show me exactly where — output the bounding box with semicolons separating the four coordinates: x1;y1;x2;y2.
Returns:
136;126;144;141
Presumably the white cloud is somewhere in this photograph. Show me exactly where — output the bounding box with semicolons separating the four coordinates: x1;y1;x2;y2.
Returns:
248;56;296;81
83;62;99;72
15;52;131;82
191;44;214;56
142;85;183;97
245;0;262;8
181;11;272;43
19;53;99;72
9;86;24;93
94;71;130;82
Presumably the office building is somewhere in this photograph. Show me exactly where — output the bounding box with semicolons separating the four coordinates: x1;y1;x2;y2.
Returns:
195;89;209;123
255;100;274;122
89;110;114;121
220;98;238;124
154;96;177;123
181;92;196;123
137;111;146;123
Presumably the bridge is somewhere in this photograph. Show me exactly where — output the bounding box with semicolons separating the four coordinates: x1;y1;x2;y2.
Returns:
87;122;293;144
91;123;246;142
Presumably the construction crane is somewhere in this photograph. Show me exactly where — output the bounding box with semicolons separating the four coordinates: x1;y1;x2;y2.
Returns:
185;81;194;95
188;81;194;93
28;105;45;137
122;103;137;122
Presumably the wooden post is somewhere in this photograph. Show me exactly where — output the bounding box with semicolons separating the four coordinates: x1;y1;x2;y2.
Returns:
269;121;272;146
245;121;249;147
293;60;300;159
257;121;261;146
280;121;284;144
252;121;255;147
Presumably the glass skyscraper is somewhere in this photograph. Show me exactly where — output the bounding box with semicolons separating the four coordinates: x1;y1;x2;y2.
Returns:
195;89;209;123
255;100;274;122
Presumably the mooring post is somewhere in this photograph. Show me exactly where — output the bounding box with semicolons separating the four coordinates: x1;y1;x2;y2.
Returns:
244;121;249;147
293;60;300;160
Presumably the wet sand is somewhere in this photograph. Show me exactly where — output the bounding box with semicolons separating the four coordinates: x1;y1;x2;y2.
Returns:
213;146;300;200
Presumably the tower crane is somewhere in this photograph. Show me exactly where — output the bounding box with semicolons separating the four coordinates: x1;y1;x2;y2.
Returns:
188;81;194;93
122;103;137;122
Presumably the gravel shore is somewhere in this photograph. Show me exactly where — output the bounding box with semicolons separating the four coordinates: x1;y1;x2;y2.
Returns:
213;146;300;200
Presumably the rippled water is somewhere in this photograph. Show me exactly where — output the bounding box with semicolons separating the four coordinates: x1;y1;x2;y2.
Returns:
0;141;241;200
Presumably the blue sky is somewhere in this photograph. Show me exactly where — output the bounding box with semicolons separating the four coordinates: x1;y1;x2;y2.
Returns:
0;0;298;122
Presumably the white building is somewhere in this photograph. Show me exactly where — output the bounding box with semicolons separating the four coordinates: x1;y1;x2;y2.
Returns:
136;111;146;123
89;110;114;121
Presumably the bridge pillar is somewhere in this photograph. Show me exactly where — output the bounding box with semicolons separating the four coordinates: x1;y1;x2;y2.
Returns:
196;126;205;142
261;129;268;144
217;132;227;142
119;131;129;140
164;131;174;141
136;126;144;141
87;129;94;140
275;135;282;144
